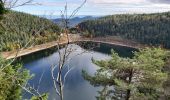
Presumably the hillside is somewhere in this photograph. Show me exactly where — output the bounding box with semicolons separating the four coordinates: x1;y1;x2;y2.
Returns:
0;11;60;51
77;12;170;48
53;16;97;27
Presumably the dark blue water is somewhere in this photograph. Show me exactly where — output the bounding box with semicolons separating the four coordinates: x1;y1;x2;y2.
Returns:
21;43;136;100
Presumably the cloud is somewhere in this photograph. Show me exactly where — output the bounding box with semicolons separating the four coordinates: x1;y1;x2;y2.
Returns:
88;0;148;4
36;0;85;8
148;0;170;4
12;0;170;16
88;0;170;4
38;2;64;6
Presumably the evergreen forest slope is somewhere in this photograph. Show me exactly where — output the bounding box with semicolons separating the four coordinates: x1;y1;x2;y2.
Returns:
78;12;170;48
0;11;60;51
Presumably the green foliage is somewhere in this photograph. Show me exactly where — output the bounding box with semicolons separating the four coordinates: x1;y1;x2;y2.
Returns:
83;48;170;100
78;12;170;48
31;93;48;100
0;0;6;20
0;11;60;52
0;56;31;100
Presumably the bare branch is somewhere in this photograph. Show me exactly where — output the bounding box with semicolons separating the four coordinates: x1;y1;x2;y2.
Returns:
37;69;45;92
2;0;38;9
68;0;86;19
49;0;87;100
18;84;36;96
50;64;61;96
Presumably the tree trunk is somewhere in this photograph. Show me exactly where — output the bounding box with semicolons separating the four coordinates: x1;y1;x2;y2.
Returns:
125;69;133;100
59;81;63;100
126;89;131;100
58;65;64;100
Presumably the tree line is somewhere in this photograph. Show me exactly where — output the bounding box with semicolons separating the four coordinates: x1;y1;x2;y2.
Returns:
77;12;170;48
0;11;60;51
1;0;170;99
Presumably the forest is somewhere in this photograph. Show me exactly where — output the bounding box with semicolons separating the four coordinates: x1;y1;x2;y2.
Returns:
1;0;170;100
0;11;60;51
77;12;170;48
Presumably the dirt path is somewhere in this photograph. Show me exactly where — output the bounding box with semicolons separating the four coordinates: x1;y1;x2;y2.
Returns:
1;38;68;60
1;34;143;60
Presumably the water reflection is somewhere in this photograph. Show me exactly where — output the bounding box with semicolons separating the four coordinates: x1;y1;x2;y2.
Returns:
20;43;136;100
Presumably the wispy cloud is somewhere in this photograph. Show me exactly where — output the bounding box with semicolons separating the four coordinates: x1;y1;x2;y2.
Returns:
12;0;170;16
38;1;79;7
88;0;148;4
148;0;170;4
88;0;170;4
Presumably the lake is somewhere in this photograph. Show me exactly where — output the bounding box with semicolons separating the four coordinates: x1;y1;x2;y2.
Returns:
20;42;137;100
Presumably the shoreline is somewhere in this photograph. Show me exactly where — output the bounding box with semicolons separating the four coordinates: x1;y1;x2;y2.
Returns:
0;35;143;60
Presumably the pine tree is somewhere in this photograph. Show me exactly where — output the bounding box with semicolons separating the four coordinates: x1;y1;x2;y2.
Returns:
0;56;31;100
83;48;170;100
78;12;170;48
0;0;6;20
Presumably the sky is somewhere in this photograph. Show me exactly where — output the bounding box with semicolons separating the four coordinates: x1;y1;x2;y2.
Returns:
12;0;170;16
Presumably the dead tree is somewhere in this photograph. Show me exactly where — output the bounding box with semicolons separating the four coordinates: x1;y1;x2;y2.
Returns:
50;1;86;100
0;0;90;100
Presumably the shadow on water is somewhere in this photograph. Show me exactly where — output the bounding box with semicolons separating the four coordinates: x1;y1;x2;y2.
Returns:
78;41;138;58
16;42;137;100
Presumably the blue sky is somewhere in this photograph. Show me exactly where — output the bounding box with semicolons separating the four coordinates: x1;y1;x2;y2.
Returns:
12;0;170;16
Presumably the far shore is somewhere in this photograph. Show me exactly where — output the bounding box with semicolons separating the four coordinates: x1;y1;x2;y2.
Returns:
0;34;144;60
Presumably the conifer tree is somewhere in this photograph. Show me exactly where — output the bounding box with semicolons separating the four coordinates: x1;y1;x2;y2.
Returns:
0;0;6;20
83;48;170;100
0;57;31;100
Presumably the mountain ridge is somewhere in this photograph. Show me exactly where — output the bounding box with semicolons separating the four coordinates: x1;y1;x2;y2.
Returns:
77;12;170;48
53;16;98;27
